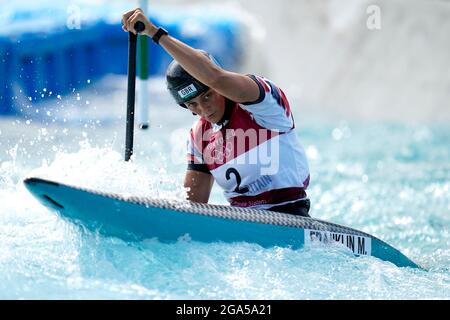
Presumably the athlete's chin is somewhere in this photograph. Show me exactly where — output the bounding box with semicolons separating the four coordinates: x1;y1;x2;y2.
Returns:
204;113;218;123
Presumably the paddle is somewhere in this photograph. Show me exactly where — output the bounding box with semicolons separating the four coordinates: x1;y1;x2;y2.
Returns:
125;21;146;161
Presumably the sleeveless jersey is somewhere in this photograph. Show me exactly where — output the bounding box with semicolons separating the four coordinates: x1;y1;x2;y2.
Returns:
187;75;310;210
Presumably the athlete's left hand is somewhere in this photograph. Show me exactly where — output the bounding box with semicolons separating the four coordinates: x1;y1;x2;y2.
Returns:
121;8;157;37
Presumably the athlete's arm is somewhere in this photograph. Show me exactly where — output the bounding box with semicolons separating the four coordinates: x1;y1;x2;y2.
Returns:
184;170;215;203
122;8;261;104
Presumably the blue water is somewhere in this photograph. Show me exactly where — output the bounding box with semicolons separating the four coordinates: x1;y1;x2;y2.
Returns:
0;81;449;299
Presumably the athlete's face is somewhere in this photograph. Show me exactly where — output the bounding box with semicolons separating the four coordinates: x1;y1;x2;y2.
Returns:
184;89;226;124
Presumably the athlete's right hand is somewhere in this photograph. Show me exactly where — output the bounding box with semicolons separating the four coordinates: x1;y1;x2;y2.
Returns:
122;8;157;37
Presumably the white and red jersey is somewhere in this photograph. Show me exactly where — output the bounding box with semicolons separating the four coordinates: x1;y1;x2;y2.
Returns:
187;75;310;210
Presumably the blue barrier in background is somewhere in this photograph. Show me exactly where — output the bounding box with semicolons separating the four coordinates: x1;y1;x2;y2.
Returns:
0;38;13;114
0;9;242;115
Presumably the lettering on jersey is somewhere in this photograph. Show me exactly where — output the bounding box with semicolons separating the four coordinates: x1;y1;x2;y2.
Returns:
304;229;371;256
178;84;198;100
247;175;273;193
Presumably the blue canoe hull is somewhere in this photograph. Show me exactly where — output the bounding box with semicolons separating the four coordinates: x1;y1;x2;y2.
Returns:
23;177;421;269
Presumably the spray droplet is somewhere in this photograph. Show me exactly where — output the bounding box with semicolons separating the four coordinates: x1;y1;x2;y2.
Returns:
332;128;343;141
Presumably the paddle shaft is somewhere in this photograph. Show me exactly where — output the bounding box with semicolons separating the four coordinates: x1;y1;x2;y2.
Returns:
125;22;146;161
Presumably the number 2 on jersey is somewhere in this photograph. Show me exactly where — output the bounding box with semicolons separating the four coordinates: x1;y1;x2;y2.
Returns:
226;168;249;194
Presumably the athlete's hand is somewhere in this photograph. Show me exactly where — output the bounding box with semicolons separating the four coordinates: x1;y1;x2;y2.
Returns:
122;8;157;37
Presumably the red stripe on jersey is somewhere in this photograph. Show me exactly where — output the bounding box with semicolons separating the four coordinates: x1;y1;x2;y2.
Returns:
257;76;270;92
203;105;280;171
303;174;310;189
279;88;292;117
187;154;196;162
230;187;307;207
189;120;212;164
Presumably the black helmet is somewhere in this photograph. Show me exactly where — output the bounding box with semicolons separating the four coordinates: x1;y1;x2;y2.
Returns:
166;51;220;108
